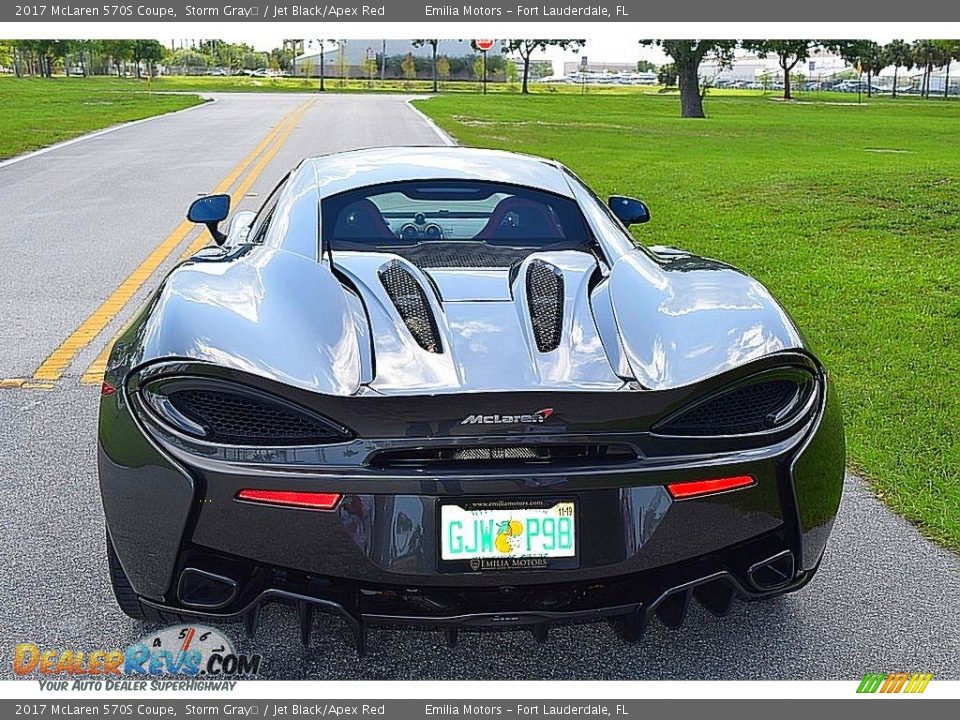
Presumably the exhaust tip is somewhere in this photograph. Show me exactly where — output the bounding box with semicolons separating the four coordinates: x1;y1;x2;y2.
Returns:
747;550;795;591
177;568;239;610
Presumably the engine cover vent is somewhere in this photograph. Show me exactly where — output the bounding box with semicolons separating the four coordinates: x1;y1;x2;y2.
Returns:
526;260;564;352
379;262;443;353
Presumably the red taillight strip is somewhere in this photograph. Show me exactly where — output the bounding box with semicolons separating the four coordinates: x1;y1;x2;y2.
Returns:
235;489;342;511
667;475;755;500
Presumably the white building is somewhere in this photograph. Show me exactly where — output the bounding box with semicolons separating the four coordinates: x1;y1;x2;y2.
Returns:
699;50;849;84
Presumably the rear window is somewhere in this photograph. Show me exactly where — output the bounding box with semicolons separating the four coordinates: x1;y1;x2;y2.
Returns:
321;180;590;249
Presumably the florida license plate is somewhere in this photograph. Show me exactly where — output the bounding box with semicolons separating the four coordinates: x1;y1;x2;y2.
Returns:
439;499;577;572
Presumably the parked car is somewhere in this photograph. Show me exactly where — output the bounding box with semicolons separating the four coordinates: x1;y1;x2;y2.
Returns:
100;147;845;653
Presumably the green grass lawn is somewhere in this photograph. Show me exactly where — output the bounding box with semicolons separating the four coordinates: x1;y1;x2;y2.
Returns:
417;92;960;552
0;76;204;160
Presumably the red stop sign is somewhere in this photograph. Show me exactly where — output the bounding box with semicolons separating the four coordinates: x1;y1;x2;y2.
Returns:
475;39;496;52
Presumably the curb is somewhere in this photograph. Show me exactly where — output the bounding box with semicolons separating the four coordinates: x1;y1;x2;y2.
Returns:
405;97;458;146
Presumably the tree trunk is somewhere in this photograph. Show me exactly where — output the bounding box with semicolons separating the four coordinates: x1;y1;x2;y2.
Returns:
677;57;705;118
320;46;325;91
945;63;951;99
432;43;438;93
783;64;792;100
892;67;898;98
521;53;530;94
867;71;872;98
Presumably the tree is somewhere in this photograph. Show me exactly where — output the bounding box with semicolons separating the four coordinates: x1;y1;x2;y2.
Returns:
412;39;440;92
100;40;134;77
937;40;960;99
401;53;417;81
0;41;12;71
743;40;817;100
133;39;164;78
360;54;378;86
22;40;67;77
884;40;911;98
501;40;585;94
437;55;451;85
242;51;268;71
912;39;941;97
640;40;738;117
167;48;210;72
637;59;657;73
828;40;884;97
657;62;677;87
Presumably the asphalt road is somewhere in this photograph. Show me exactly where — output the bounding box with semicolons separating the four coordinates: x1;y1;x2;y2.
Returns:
1;93;958;681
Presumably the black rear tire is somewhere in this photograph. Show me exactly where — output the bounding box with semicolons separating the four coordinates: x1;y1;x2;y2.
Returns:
106;530;186;624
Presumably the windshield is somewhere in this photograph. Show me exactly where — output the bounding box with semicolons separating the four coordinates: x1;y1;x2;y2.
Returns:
321;180;591;250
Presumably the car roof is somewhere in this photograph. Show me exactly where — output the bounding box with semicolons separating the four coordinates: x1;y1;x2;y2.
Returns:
305;146;575;199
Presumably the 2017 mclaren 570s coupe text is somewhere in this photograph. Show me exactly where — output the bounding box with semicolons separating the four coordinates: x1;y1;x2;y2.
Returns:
99;147;844;652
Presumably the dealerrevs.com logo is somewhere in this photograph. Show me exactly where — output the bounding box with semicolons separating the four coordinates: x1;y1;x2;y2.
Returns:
14;624;262;691
461;408;555;425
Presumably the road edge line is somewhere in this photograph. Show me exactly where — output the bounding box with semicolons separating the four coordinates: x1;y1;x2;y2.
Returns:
405;97;458;146
0;96;216;171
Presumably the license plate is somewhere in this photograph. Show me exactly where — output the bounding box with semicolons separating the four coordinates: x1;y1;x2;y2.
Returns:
440;499;576;570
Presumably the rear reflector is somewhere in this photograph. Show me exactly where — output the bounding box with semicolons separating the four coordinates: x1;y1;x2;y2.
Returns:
667;475;755;499
236;489;341;510
101;382;116;396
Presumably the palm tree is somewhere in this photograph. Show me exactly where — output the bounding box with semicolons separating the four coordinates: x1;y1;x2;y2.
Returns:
912;40;940;98
884;40;911;98
939;40;960;99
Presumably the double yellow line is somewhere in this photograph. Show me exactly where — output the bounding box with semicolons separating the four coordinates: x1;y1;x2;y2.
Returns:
20;98;316;388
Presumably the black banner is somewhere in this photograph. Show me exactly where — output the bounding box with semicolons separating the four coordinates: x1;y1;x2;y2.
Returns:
3;0;953;23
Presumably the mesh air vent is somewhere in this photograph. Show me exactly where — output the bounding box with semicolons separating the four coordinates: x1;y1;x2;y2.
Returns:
526;261;564;352
656;380;805;436
165;388;345;445
379;263;443;353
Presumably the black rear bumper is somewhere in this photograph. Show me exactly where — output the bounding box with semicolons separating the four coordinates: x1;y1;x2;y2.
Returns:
99;355;844;625
139;531;812;655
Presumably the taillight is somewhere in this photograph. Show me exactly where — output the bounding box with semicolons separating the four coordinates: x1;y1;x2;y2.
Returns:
667;475;755;500
236;489;341;510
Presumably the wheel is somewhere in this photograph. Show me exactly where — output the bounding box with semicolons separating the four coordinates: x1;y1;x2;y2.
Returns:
106;530;186;624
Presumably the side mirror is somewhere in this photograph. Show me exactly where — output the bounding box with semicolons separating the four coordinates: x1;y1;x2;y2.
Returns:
608;196;650;226
187;194;231;245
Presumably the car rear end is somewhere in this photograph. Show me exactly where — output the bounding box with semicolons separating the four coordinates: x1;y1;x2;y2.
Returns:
99;348;843;652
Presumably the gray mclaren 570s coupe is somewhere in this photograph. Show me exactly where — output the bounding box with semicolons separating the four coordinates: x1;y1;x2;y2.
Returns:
99;147;844;652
